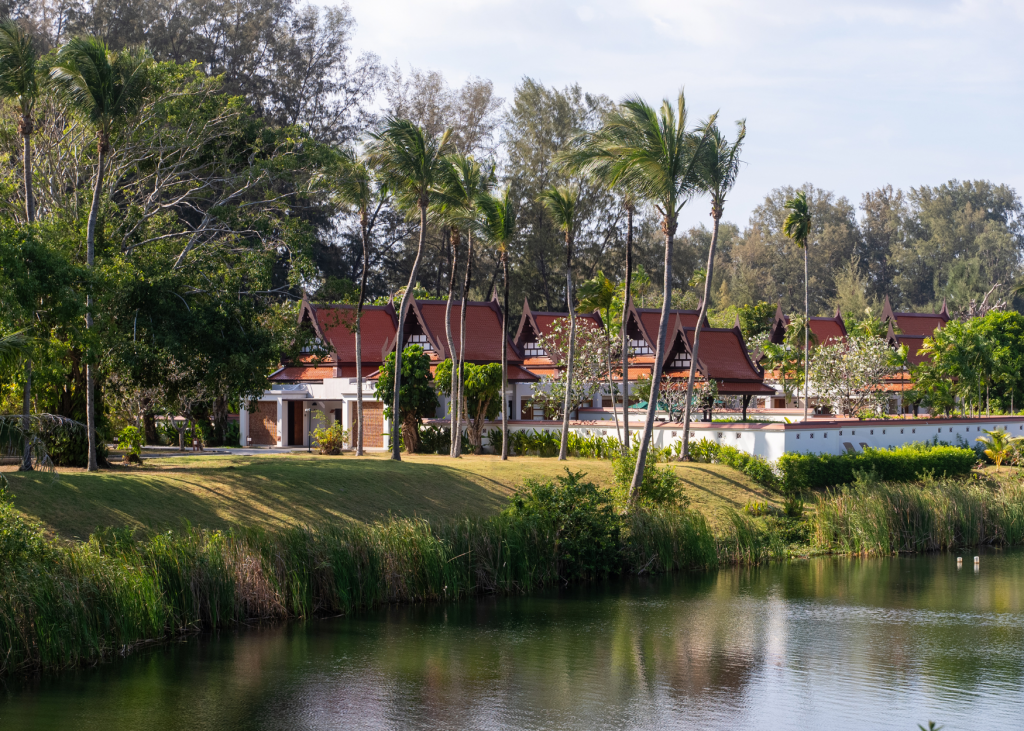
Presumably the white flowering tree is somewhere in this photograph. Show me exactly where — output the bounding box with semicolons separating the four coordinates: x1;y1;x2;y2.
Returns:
809;334;901;417
532;317;608;418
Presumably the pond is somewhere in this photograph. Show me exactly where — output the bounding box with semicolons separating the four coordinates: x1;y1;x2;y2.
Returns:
3;549;1023;730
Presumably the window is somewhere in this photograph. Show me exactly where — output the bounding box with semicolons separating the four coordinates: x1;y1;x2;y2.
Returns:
405;333;434;353
670;353;691;369
630;338;652;355
524;341;546;357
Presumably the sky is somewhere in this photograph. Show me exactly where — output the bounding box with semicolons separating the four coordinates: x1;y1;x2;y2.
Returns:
343;0;1024;232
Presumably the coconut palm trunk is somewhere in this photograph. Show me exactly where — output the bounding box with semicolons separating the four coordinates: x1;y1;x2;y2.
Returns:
391;198;429;460
354;208;370;456
444;229;459;456
629;221;674;496
454;231;474;457
560;230;576;461
621;206;633;455
84;136;107;471
19;123;34;471
501;252;510;459
803;244;809;421
681;214;720;458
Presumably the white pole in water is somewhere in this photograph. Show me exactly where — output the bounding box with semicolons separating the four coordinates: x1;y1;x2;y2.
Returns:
974;556;980;565
957;557;963;568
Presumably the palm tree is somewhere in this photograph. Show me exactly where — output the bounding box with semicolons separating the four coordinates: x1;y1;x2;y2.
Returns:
783;190;812;422
50;37;151;472
558;140;638;457
365;118;453;460
570;92;714;502
434;155;491;457
0;20;42;472
0;329;30;370
538;185;580;461
977;429;1023;472
481;188;517;460
681;120;746;459
578;272;622;446
336;149;387;456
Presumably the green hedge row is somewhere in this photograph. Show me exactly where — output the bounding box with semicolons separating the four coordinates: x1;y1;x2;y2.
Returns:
776;445;977;492
714;445;783;492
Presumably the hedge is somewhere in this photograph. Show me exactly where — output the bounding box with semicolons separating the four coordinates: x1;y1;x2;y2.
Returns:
714;445;783;493
776;444;976;493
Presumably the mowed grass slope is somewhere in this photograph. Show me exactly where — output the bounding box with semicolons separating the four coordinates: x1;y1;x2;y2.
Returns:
3;452;773;538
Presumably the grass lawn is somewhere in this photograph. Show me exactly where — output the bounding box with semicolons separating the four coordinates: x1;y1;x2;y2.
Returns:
3;452;772;539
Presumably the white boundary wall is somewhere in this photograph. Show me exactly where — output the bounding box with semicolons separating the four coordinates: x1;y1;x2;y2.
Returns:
468;416;1024;460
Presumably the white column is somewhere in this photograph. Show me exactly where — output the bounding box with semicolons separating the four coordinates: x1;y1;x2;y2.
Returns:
276;398;284;447
239;404;249;446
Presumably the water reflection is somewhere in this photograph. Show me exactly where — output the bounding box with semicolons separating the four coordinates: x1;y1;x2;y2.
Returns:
3;550;1024;730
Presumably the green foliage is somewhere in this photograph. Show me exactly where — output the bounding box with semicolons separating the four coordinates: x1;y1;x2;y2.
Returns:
742;500;780;517
504;470;619;581
736;301;776;340
374;345;437;453
0;477;50;565
311;416;348;455
418;425;472;455
776;444;976;493
976;428;1024;468
688;437;719;463
612;448;684;508
714;444;783;493
116;426;144;462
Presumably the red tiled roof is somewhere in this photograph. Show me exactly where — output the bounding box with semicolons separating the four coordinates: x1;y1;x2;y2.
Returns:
637;309;702;341
414;301;520;363
270;366;335;382
897;335;930;366
808;318;846;347
314;305;396;364
681;328;763;382
894;314;946;337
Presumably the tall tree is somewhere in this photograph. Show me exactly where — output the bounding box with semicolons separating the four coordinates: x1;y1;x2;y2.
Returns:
0;19;41;471
681;120;745;459
49;36;151;471
783;190;812;422
365;117;452;460
578;271;622;446
434;154;491;456
480;187;517;460
579;92;713;502
336;148;386;456
538;185;579;461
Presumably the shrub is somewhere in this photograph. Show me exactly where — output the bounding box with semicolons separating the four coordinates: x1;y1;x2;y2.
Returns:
0;477;51;565
714;444;783;493
504;469;620;581
688;437;719;463
612;448;684;508
742;500;780;517
776;444;976;492
117;426;144;464
311;419;348;455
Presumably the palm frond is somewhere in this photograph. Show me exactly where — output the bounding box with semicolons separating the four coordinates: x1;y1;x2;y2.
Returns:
537;185;579;233
0;328;30;370
364;117;454;217
783;190;811;247
0;19;39;116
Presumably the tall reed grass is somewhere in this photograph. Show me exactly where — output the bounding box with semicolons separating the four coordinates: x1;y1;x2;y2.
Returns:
812;473;1024;554
0;490;778;676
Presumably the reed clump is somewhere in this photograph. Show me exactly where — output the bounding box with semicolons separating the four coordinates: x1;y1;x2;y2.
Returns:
811;472;1024;554
0;471;779;676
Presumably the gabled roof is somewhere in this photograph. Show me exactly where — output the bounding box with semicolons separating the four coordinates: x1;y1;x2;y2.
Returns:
384;297;524;364
768;305;847;347
676;325;766;383
885;320;931;366
625;299;708;348
513;297;602;348
881;295;950;337
297;298;398;365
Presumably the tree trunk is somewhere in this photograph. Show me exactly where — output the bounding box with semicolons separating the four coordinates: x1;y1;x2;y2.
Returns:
85;138;106;472
356;208;370;456
19;357;32;471
144;411;158;445
629;219;674;502
22;126;34;224
444;228;459;457
803;244;810;422
212;395;228;446
501;252;509;460
559;231;576;461
606;326;621;446
621;205;633;456
391;200;429;461
682;214;721;460
455;231;474;458
19;128;34;471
